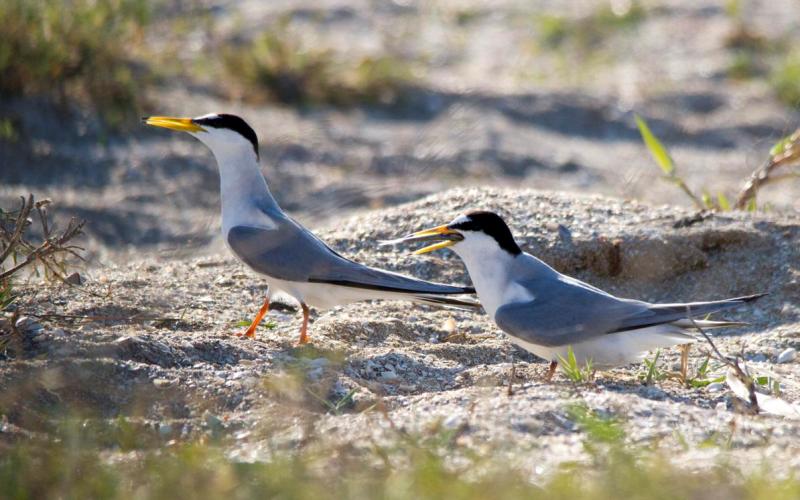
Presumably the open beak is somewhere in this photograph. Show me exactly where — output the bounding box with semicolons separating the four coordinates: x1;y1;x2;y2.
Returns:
142;116;205;133
380;224;463;255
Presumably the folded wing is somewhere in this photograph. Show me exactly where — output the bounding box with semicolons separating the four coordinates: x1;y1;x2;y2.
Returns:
227;220;474;295
494;271;763;347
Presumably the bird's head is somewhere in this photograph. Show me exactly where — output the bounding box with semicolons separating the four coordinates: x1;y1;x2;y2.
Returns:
142;113;259;161
385;210;521;258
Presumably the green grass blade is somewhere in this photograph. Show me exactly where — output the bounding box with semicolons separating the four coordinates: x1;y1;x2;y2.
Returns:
770;135;791;157
635;114;674;175
717;193;731;211
645;350;660;384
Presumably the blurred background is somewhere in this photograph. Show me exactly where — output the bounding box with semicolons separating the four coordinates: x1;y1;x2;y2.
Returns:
1;0;798;265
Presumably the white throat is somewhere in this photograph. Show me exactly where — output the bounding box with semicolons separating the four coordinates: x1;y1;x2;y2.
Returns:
451;233;523;318
194;130;280;235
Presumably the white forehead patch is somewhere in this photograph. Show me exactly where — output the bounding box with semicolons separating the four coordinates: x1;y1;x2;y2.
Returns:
194;113;219;120
450;214;470;226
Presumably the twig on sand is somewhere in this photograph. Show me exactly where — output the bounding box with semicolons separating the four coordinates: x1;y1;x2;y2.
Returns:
686;305;759;414
507;360;516;397
679;344;691;385
0;195;86;282
735;129;800;209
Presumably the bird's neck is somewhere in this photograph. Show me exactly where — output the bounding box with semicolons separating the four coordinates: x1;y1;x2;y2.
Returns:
211;146;281;234
453;240;519;318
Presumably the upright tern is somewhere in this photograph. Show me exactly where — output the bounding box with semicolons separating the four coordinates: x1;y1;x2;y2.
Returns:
388;210;764;376
143;114;477;344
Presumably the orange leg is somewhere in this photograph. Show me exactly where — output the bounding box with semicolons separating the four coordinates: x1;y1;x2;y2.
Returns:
240;297;270;338
297;303;310;345
545;360;558;381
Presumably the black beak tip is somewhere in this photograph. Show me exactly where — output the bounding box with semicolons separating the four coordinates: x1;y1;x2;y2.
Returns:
140;116;149;124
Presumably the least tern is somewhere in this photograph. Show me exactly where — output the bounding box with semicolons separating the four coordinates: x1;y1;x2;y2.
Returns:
389;210;764;375
143;114;477;343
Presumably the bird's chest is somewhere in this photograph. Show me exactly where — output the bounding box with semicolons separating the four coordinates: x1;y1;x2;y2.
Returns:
220;202;277;238
467;260;532;319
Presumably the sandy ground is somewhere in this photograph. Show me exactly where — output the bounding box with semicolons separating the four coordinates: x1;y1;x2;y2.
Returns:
1;0;799;264
3;188;799;476
1;0;800;480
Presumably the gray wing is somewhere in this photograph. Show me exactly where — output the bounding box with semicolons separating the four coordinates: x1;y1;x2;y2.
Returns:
227;220;473;295
494;274;652;346
494;255;762;346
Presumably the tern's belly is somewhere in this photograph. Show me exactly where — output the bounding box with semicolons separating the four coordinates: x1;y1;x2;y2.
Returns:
506;325;695;369
262;277;392;310
508;335;636;368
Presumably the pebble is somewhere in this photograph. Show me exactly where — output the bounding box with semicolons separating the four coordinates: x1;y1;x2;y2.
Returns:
641;386;666;400
443;413;463;429
707;382;725;392
15;316;43;333
777;348;797;364
214;276;234;287
205;413;224;430
64;272;83;285
557;224;573;245
153;378;172;387
158;423;172;437
380;369;399;381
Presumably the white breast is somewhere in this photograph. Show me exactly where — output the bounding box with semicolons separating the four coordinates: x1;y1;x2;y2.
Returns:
451;233;530;318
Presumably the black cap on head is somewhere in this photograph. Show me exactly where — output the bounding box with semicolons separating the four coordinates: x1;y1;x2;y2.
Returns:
449;211;521;255
194;114;259;158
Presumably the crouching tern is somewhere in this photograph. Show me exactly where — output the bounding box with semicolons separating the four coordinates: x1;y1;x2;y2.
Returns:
143;114;477;344
387;211;764;376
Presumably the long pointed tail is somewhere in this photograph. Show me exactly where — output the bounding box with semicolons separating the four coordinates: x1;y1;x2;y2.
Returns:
413;294;482;310
652;292;767;318
672;318;748;328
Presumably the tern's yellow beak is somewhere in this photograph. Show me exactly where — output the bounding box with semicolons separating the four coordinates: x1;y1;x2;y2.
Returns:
409;224;462;255
142;116;205;133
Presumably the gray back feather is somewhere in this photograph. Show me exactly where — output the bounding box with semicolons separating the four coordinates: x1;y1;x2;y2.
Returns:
227;214;472;295
494;253;753;347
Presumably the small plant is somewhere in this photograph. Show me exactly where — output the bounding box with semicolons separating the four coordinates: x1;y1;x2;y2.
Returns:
305;387;357;415
0;117;19;143
685;355;725;388
0;0;152;128
234;318;276;330
735;129;800;209
771;52;800;108
720;14;800;109
754;374;782;396
0;195;85;283
536;1;645;54
635;115;705;209
566;403;625;446
220;24;416;107
635;115;800;211
639;349;666;385
0;195;85;354
728;51;762;80
558;346;595;383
